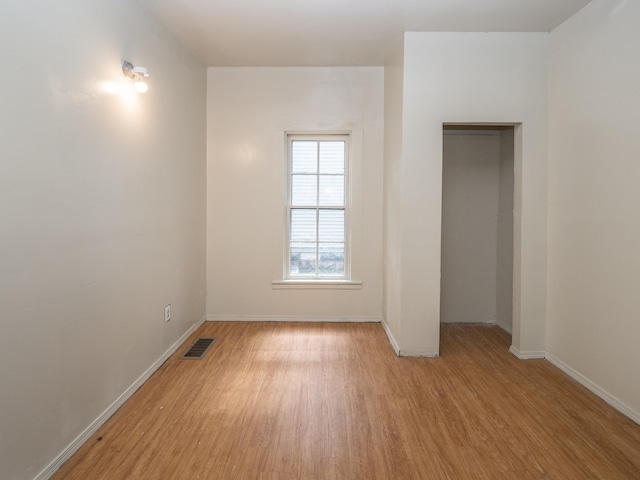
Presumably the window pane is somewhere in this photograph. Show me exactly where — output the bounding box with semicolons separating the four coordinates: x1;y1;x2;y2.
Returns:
290;242;317;275
290;209;317;242
318;243;344;275
292;141;317;173
291;175;317;206
319;175;344;206
319;142;345;174
319;209;344;242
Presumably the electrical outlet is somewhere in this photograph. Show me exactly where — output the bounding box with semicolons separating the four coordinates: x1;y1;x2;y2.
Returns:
164;304;171;322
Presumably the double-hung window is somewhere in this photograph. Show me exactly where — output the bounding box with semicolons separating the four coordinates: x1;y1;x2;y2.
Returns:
287;134;349;279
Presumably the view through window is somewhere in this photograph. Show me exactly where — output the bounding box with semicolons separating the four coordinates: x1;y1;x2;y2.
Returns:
288;135;348;278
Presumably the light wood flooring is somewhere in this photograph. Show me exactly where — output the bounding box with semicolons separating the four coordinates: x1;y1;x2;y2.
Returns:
53;322;640;479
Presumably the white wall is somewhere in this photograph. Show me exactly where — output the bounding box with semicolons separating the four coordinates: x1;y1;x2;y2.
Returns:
547;0;640;419
390;32;548;356
497;129;515;333
207;68;384;321
0;1;207;478
441;131;502;325
382;41;405;351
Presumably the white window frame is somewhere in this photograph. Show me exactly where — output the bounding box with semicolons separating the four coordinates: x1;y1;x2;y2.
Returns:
285;133;351;281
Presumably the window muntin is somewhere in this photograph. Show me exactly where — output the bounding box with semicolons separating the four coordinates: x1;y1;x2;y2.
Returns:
288;135;348;278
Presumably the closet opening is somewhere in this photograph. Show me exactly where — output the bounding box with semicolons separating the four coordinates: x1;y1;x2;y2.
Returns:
440;125;515;339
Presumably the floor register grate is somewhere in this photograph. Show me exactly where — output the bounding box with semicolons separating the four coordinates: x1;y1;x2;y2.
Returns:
180;337;216;359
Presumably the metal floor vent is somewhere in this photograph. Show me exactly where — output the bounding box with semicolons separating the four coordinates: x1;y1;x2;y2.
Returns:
180;337;216;360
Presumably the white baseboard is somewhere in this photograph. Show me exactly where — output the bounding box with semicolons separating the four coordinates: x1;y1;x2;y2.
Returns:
397;349;440;357
381;320;400;355
206;314;382;323
36;315;207;480
496;321;512;335
381;320;440;357
546;353;640;426
509;345;546;359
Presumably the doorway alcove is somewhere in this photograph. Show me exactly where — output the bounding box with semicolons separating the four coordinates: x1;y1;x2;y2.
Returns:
441;125;514;334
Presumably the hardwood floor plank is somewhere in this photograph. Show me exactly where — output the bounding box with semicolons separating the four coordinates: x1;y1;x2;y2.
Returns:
52;322;640;479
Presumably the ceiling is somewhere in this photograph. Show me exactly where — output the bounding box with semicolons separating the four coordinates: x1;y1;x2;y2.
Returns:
141;0;591;67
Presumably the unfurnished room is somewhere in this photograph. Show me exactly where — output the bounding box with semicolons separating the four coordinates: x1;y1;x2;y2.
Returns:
1;1;640;479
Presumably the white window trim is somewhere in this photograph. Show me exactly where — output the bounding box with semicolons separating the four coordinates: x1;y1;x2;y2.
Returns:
272;279;362;290
284;133;351;282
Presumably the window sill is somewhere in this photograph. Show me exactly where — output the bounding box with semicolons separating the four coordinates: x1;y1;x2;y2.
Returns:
272;279;362;290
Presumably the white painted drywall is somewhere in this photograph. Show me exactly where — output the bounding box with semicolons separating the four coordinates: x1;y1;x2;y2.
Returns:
382;41;405;350
497;129;515;333
393;32;548;356
140;0;591;67
206;68;384;321
0;1;206;478
440;131;502;325
548;0;640;416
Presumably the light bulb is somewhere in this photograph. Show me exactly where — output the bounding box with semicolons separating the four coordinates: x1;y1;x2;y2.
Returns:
134;77;148;93
122;62;150;93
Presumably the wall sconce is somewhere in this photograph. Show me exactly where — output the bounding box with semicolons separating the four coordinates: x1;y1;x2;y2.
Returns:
122;60;149;93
